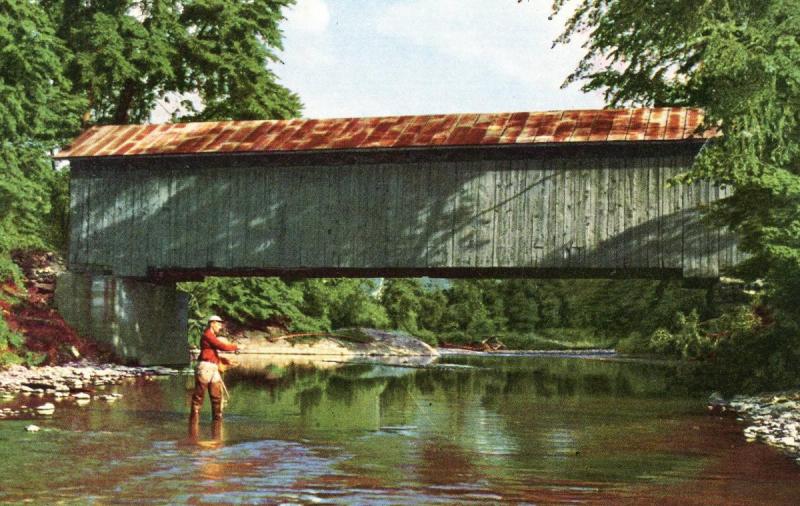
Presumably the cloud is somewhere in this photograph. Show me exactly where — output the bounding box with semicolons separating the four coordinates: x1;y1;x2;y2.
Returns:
275;0;604;118
373;0;587;91
283;0;330;34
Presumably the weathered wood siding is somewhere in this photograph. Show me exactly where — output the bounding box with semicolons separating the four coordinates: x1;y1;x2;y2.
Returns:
68;147;742;279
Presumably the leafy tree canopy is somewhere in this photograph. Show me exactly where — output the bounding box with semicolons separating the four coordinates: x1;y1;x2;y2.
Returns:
0;0;85;278
553;0;800;317
1;0;302;280
42;0;302;124
0;0;84;142
1;0;302;358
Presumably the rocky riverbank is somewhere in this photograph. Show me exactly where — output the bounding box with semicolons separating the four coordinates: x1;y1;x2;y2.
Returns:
0;361;183;419
230;328;439;357
718;391;800;465
2;251;116;365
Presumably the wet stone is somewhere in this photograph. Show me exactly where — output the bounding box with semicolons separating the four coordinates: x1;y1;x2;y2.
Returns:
35;403;55;415
720;390;800;461
0;361;186;412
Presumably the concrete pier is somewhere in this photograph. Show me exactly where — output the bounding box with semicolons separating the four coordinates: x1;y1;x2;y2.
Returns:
55;272;189;365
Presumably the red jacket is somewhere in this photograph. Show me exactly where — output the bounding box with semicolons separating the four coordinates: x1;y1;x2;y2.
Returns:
198;327;238;364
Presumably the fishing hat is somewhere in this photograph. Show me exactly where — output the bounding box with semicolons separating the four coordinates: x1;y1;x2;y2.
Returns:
208;315;224;323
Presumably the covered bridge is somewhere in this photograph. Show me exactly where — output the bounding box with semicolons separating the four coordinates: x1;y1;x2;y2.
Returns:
56;107;739;280
53;107;742;364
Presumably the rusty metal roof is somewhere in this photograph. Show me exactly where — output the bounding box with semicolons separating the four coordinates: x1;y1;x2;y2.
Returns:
55;107;712;159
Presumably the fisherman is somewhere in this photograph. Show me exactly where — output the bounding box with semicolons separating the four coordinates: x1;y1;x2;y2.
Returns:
190;315;238;421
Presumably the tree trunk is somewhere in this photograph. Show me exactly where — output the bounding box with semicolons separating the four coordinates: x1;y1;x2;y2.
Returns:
113;79;138;124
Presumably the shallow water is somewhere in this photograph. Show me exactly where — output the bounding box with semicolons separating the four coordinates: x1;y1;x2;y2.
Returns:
1;354;798;504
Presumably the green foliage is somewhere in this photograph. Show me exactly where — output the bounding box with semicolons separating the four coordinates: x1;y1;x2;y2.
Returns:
381;279;424;334
439;280;501;337
648;311;712;360
0;308;46;368
553;0;800;324
432;278;712;345
177;275;727;356
301;279;389;330
0;147;72;277
179;277;389;345
0;0;83;281
0;317;24;350
0;0;83;142
416;289;447;344
501;328;615;351
1;0;301;361
369;278;710;348
378;278;445;345
179;277;321;344
45;0;301;123
497;279;540;332
639;305;800;393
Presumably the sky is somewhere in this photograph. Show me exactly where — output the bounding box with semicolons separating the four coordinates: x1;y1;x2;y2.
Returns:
274;0;605;119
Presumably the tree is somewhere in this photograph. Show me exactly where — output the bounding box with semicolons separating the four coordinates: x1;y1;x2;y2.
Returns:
2;1;302;362
301;278;389;330
417;288;448;334
1;0;86;362
497;280;539;333
180;277;324;335
0;0;84;277
381;279;423;333
43;0;302;124
440;280;501;338
552;0;800;319
551;0;800;389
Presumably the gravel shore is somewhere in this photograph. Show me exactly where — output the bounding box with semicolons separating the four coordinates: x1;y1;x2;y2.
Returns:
718;391;800;465
0;361;185;419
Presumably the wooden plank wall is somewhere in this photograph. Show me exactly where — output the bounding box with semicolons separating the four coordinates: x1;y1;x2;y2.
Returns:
69;152;743;278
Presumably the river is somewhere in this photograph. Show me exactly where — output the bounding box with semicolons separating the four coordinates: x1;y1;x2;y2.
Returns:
1;353;798;504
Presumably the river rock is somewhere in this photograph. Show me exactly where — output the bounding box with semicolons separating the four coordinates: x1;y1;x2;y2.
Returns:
723;390;800;463
0;361;184;401
35;403;55;415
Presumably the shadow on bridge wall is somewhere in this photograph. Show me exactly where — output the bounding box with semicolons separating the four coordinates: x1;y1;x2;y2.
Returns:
70;157;738;282
536;207;740;279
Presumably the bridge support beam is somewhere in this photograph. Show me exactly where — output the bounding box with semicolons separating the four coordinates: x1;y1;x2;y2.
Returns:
55;272;189;366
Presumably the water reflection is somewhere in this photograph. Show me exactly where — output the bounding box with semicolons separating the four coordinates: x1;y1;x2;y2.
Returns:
1;354;799;504
187;412;224;449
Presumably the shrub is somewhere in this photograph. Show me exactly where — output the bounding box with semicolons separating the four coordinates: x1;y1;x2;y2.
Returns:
643;304;800;393
647;311;716;360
